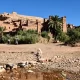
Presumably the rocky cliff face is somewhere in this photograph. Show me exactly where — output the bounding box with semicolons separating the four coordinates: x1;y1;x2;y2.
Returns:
0;12;44;32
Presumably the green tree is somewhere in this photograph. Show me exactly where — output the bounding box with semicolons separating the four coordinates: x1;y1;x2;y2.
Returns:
48;15;62;41
0;27;6;38
16;30;39;44
67;28;80;44
57;32;70;42
41;31;48;38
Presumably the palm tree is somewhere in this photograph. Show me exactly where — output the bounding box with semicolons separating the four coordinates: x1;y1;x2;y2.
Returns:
0;27;6;37
0;27;6;42
48;15;62;41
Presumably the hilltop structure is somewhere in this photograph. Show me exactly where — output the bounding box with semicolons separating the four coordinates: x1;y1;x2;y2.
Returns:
0;12;74;33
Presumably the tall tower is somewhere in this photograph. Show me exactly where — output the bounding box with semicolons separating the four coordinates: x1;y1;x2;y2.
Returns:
62;16;67;32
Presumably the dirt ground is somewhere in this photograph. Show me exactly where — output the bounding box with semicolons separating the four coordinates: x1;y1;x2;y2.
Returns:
0;43;80;56
0;43;80;80
0;43;79;64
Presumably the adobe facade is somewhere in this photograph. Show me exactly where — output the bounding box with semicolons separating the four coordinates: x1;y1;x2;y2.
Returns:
0;12;68;33
62;16;67;32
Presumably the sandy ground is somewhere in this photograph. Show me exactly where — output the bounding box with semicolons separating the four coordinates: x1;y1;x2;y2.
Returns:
0;43;79;79
0;43;79;63
0;43;79;72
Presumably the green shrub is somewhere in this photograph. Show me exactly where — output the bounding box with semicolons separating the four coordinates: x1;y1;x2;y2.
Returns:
0;29;43;44
12;33;39;44
16;30;39;44
25;33;39;44
10;37;15;44
27;29;37;34
2;36;8;43
17;30;27;35
41;31;48;38
67;28;80;44
1;34;11;43
41;31;51;42
17;29;37;36
57;32;70;42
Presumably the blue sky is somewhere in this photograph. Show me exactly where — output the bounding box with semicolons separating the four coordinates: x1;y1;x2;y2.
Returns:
0;0;80;26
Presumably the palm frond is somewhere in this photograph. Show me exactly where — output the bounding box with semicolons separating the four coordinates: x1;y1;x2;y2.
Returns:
0;27;6;32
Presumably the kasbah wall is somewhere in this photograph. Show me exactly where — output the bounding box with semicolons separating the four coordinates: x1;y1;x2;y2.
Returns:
0;12;72;33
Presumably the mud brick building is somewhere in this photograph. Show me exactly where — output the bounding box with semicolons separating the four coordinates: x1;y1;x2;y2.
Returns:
0;12;73;33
